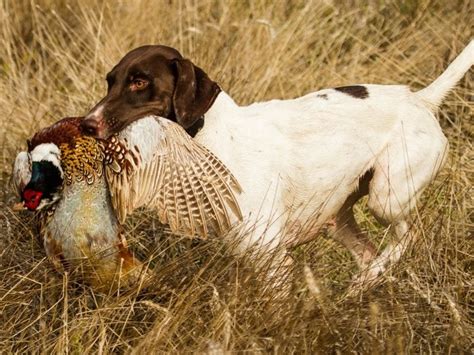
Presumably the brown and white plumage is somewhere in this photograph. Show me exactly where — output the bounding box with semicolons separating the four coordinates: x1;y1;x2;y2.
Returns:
13;115;242;289
12;118;143;289
104;116;242;238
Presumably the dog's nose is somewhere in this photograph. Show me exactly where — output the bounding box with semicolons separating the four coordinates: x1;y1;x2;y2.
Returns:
81;118;99;136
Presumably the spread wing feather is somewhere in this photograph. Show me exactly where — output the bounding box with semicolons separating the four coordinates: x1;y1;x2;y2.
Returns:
105;116;242;238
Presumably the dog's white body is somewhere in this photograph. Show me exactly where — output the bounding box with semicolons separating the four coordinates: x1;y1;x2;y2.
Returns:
199;85;446;230
195;41;473;281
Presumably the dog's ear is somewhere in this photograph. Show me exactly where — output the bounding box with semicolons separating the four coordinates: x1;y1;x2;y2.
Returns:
172;59;220;130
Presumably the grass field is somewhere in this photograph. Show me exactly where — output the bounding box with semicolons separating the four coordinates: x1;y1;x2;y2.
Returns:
0;0;473;353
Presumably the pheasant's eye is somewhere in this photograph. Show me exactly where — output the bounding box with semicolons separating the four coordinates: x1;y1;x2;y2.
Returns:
130;78;149;92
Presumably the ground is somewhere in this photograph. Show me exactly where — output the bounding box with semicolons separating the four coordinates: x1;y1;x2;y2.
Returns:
0;0;472;353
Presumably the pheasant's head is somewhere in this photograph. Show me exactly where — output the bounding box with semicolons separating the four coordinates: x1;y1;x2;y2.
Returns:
13;117;84;211
21;143;64;211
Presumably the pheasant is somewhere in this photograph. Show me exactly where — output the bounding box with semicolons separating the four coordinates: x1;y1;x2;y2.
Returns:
13;115;242;290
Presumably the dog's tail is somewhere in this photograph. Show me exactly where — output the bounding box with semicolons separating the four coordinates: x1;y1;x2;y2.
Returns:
416;40;473;111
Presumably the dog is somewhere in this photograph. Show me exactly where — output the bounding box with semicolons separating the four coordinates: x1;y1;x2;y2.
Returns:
81;41;473;286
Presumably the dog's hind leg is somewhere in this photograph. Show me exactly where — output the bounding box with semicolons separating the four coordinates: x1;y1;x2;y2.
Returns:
350;219;413;290
330;206;377;270
329;169;377;270
352;126;448;289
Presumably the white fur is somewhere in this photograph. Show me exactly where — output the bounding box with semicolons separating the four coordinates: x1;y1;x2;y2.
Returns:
194;41;473;282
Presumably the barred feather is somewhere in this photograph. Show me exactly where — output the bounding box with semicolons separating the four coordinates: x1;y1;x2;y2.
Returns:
105;116;243;238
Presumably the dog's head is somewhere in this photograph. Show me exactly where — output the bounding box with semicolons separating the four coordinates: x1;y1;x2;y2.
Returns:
81;45;220;139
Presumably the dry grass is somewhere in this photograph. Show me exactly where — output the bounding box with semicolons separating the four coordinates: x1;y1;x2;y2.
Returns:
1;0;473;353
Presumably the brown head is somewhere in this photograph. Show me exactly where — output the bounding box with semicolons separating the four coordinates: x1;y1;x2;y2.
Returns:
81;45;221;139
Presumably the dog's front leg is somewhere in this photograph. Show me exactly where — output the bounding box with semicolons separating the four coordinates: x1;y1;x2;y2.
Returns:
231;208;293;294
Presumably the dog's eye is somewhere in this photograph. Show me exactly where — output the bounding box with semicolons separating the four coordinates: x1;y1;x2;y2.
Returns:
130;78;149;92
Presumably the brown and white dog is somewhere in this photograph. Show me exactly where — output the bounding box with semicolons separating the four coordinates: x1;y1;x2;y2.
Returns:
81;42;473;285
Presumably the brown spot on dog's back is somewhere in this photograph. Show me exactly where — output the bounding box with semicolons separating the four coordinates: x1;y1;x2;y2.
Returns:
317;93;328;100
334;85;369;99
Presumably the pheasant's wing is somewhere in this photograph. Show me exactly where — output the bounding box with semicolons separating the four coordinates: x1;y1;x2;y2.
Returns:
12;151;32;195
105;116;242;238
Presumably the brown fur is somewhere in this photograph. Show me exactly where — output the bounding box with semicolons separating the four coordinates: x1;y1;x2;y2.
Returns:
81;45;220;138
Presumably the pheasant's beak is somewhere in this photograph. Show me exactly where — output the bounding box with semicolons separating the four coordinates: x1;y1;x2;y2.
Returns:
12;201;26;211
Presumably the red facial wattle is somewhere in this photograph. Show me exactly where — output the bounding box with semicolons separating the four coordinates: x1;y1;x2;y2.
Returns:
22;189;43;210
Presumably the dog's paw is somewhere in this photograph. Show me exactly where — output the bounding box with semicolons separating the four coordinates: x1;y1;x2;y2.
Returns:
346;264;385;297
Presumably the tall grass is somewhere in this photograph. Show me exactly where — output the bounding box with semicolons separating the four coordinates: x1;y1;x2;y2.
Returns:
0;0;472;352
